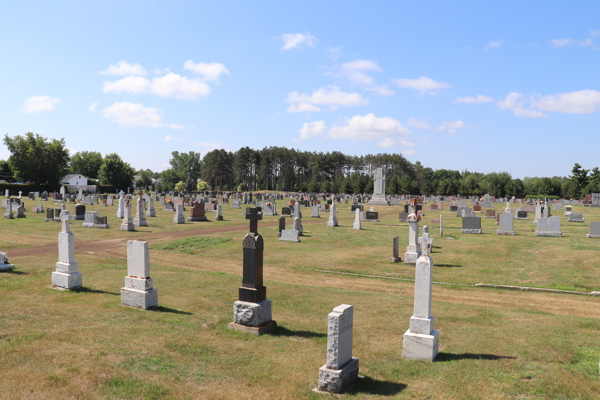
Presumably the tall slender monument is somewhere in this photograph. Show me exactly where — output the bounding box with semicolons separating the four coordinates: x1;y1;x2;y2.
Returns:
228;207;276;335
368;167;390;205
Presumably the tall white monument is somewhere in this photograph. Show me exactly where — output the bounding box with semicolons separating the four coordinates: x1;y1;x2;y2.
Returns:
368;167;389;206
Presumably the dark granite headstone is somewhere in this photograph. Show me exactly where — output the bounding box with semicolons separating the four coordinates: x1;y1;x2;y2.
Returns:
462;216;481;229
366;211;378;220
278;216;285;237
239;207;266;303
351;204;363;213
450;206;458;212
75;205;86;220
518;211;527;218
282;206;292;216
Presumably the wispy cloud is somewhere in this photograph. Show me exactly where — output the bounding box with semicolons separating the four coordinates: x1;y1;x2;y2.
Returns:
280;32;317;50
436;120;465;136
407;117;431;130
22;96;62;113
453;95;494;104
484;40;502;51
393;76;451;95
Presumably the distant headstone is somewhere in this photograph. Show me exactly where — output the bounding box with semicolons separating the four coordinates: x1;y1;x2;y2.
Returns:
52;211;83;289
588;221;600;238
461;216;483;234
173;204;185;224
120;200;135;231
120;240;158;309
327;203;338;227
75;205;86;221
496;213;516;236
391;236;401;263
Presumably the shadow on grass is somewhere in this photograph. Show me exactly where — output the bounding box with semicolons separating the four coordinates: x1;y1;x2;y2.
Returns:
151;306;193;315
436;352;516;362
435;264;462;268
75;287;120;296
345;376;407;396
0;269;28;275
270;325;326;339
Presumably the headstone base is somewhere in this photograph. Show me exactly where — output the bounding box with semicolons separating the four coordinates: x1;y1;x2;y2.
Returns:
280;229;300;242
147;210;156;217
390;256;401;263
0;263;15;271
403;329;440;362
352;222;361;230
95;224;110;229
83;222;96;228
120;222;135;231
75;215;85;221
4;213;13;219
216;216;223;221
52;271;83;289
317;358;360;394
232;299;272;327
134;218;148;227
120;287;159;310
535;231;563;237
460;229;483;234
327;220;338;227
403;252;420;264
496;230;516;236
568;220;585;223
173;216;185;224
187;216;208;221
368;195;389;206
587;234;600;239
484;215;495;218
227;320;276;335
16;214;26;219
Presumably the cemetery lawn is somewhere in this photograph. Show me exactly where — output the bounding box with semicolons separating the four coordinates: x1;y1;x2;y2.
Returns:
1;200;599;399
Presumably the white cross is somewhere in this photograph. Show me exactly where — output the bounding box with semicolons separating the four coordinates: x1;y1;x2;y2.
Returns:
418;232;433;257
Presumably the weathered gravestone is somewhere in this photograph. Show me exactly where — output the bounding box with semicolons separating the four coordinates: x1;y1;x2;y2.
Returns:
215;204;224;221
568;212;584;223
403;242;439;361
15;204;25;218
391;236;401;263
120;200;135;231
0;251;15;271
120;240;158;310
368;167;389;205
52;211;83;290
352;208;361;230
496;213;516;236
173;204;185;224
44;208;54;222
134;198;148;227
3;202;13;219
147;197;156;217
404;203;421;264
536;216;563;237
398;212;409;222
83;211;96;228
485;209;496;218
188;202;208;221
587;221;600;239
316;305;359;393
327;203;338;227
311;205;320;218
228;207;276;334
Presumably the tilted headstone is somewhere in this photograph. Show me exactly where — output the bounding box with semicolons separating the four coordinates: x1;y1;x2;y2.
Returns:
317;305;359;393
52;211;83;289
120;240;158;309
229;207;276;334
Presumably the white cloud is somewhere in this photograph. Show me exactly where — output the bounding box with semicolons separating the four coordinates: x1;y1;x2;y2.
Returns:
551;38;574;48
325;46;342;60
497;92;547;118
453;95;494;104
294;120;327;142
22;96;62;113
150;73;211;100
183;61;230;82
102;102;164;127
280;32;317;50
407;117;431;129
578;38;593;47
286;103;322;113
366;85;395;96
484;40;503;51
328;113;413;149
286;85;367;112
393;76;451;94
67;148;77;155
589;30;600;37
436;120;465;136
164;135;183;141
100;61;146;76
88;102;98;112
403;150;417;156
532;89;600;114
167;123;185;130
103;76;150;94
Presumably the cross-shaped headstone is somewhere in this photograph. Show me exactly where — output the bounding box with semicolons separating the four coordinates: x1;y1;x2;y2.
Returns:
245;207;262;234
60;211;71;233
418;231;433;257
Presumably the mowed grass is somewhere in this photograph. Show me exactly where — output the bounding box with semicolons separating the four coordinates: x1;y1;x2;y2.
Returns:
0;198;599;399
0;248;599;400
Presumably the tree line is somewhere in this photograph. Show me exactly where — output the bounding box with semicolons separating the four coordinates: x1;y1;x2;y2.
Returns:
2;133;600;198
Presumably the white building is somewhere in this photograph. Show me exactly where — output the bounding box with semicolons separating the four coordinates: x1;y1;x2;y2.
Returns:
60;174;88;188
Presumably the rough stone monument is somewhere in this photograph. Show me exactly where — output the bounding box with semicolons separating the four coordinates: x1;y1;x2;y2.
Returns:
316;305;359;394
327;202;338;227
120;200;135;231
228;207;276;334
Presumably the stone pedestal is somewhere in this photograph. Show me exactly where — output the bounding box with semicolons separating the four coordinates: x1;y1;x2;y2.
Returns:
496;230;516;236
120;241;158;309
53;212;83;290
460;229;483;234
403;254;439;362
317;358;360;394
0;252;14;271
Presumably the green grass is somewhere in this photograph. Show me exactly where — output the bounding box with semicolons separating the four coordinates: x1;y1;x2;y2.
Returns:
150;236;232;254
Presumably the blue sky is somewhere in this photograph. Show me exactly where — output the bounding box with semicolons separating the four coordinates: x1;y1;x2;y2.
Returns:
1;1;599;178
